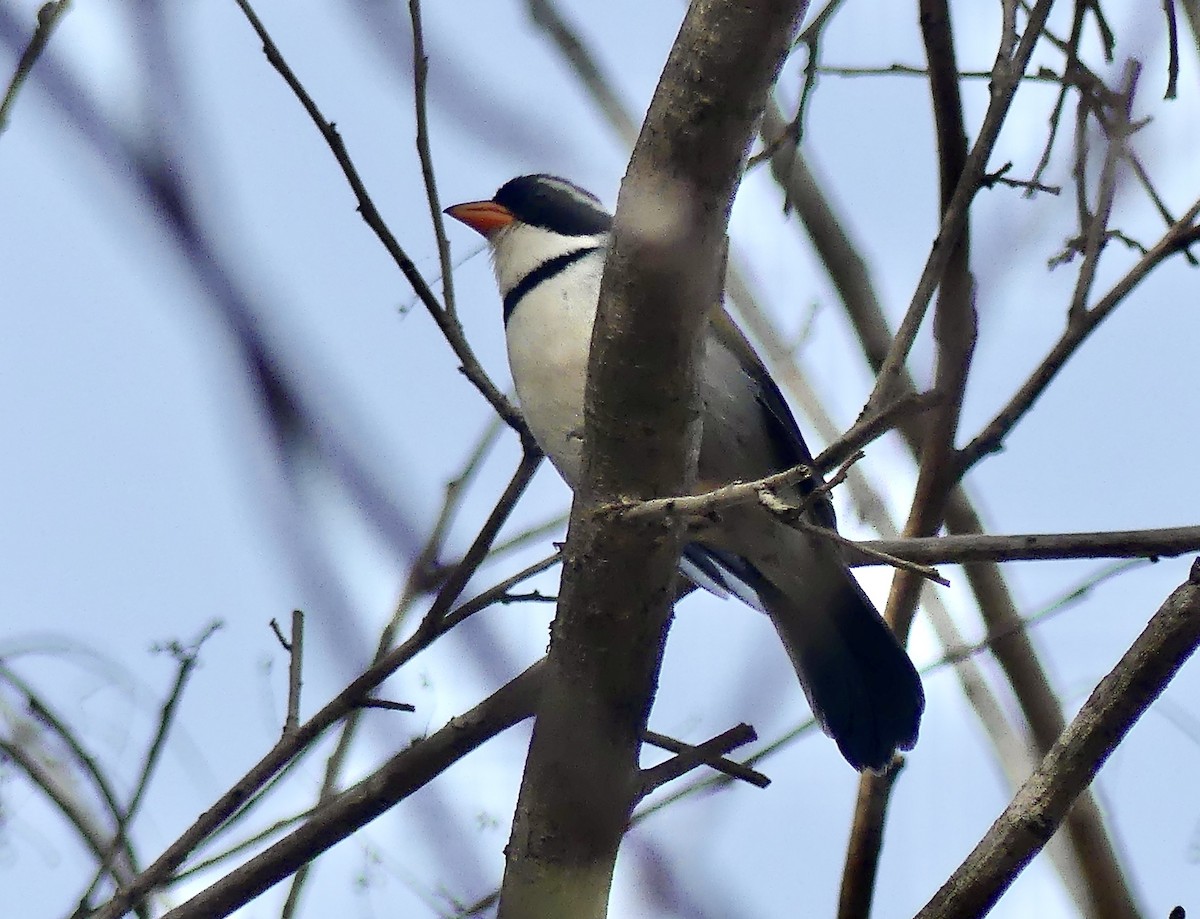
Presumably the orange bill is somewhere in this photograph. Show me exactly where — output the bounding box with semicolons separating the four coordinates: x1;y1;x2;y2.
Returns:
444;200;515;236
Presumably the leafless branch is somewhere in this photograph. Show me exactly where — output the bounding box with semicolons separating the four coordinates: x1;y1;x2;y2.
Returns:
230;0;525;434
0;0;70;134
90;448;541;919
642;728;770;789
855;526;1200;566
1066;61;1139;322
959;194;1200;469
408;0;457;319
638;724;761;797
916;560;1200;919
159;662;545;919
283;611;303;737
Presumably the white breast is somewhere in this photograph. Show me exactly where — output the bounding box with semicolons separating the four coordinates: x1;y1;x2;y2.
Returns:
499;238;606;484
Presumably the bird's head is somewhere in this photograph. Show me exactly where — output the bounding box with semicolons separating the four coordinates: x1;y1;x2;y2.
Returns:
445;174;611;299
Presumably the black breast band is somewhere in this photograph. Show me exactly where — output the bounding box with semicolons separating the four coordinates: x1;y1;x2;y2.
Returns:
503;247;600;324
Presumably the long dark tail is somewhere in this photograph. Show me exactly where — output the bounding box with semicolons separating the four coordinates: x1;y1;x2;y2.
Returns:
757;575;924;772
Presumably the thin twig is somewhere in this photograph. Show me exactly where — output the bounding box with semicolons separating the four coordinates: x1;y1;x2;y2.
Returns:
0;0;70;134
128;623;223;827
959;195;1200;469
1163;0;1180;98
1028;0;1090;193
284;610;303;736
486;512;568;561
1066;61;1139;323
231;0;523;432
638;724;761;797
813;390;938;473
356;698;417;713
169;809;313;883
799;520;948;585
408;0;456;318
854;526;1200;566
268;618;290;652
643;729;770;789
79;625;224;910
813;62;1062;82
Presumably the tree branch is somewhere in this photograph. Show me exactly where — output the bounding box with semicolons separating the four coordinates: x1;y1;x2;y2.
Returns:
840;0;977;908
231;0;525;434
916;559;1200;919
0;0;70;135
90;451;541;919
497;2;811;916
855;526;1200;566
159;663;545;919
958;194;1200;469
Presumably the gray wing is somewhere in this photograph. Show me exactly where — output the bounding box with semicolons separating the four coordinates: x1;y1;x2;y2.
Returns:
699;309;836;530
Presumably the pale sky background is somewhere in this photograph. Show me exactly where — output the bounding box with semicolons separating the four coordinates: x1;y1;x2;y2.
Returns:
2;1;1200;917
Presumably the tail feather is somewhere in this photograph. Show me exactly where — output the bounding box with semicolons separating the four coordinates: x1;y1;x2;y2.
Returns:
757;576;924;772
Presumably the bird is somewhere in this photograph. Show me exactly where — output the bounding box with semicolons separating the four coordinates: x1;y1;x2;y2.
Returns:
445;174;923;771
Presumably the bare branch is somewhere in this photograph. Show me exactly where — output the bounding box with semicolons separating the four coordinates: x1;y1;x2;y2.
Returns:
959;194;1200;469
0;0;70;135
642;729;770;790
1065;61;1139;323
283;610;303;737
160;663;545;919
855;526;1200;566
408;0;457;319
230;0;524;433
915;560;1200;919
638;724;762;797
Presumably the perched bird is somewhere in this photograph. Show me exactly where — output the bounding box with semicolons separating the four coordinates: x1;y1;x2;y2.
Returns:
446;175;923;771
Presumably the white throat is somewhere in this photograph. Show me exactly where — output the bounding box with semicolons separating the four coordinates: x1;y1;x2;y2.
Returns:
489;222;609;298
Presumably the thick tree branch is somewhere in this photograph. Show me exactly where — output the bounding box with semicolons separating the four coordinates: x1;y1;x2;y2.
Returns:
916;559;1200;919
498;2;810;916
